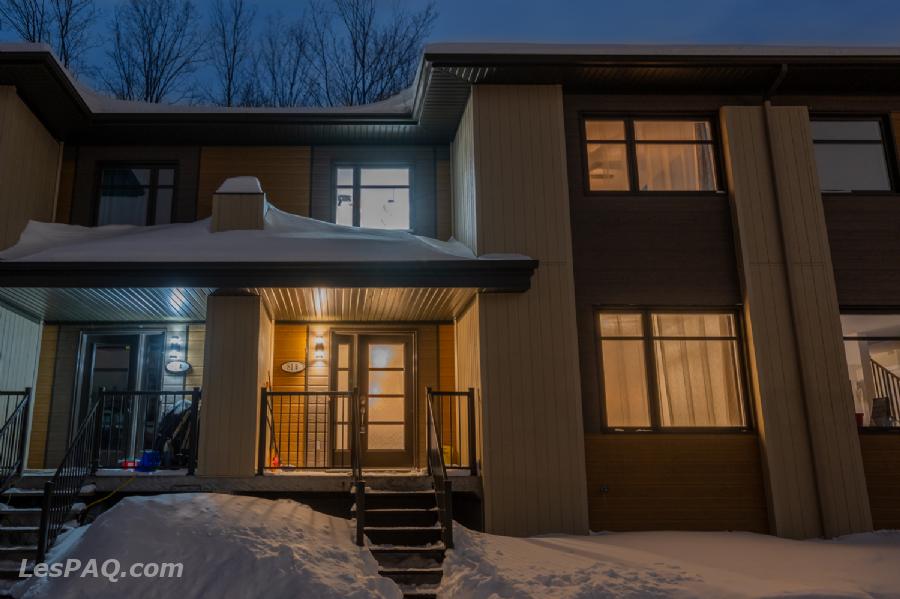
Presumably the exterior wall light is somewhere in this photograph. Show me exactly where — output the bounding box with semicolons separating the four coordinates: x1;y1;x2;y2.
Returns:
314;334;326;361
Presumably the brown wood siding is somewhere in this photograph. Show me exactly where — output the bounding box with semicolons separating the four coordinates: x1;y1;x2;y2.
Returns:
585;434;769;532
310;146;442;237
28;325;58;468
69;145;200;225
455;86;589;536
455;301;482;472
185;325;205;390
0;87;61;250
197;147;311;218
270;324;308;468
54;147;77;223
43;327;80;467
860;434;900;530
562;95;742;436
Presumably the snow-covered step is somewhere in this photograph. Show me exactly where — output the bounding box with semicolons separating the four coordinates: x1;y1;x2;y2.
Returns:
397;583;439;599
378;566;443;586
363;490;437;510
361;507;438;527
0;508;42;526
0;526;40;546
365;525;442;546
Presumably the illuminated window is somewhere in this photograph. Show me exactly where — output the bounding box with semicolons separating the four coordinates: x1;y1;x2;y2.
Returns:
811;119;893;192
597;310;748;430
584;118;720;192
334;166;411;230
96;166;176;226
841;314;900;429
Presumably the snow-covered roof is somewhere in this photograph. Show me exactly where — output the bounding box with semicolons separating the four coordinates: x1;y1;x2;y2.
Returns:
0;204;525;263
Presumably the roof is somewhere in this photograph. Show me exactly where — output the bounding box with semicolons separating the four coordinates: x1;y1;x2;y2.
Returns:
2;42;900;144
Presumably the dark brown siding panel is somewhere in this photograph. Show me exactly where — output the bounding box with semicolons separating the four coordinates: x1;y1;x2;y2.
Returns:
860;435;900;529
564;94;741;434
585;434;769;533
69;146;201;225
310;146;443;237
43;326;80;466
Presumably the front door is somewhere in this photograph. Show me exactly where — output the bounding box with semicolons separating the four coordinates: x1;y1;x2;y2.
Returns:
332;333;415;468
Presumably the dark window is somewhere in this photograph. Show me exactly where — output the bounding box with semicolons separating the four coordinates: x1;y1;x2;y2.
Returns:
334;166;411;229
96;166;176;226
811;119;893;192
584;118;721;192
841;314;900;429
596;309;749;431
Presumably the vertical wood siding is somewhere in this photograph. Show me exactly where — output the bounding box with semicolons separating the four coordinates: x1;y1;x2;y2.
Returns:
42;327;79;467
0;87;61;250
198;295;271;476
27;325;58;468
859;434;900;530
453;86;589;536
454;300;482;471
185;325;206;390
435;159;452;241
54;147;77;223
197;147;311;218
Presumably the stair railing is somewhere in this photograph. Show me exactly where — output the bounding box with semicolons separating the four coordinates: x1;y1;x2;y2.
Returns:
36;391;103;563
0;389;32;493
871;358;900;426
349;387;365;546
426;388;453;549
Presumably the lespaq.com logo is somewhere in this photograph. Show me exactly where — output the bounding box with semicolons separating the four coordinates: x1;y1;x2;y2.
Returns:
20;559;184;582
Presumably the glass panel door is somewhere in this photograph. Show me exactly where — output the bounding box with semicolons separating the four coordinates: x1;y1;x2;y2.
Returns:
359;334;414;466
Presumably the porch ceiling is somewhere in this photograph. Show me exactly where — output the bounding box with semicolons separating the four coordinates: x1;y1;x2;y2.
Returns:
0;287;476;323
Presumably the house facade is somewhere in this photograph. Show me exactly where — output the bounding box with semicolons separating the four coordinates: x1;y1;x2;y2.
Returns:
0;42;899;541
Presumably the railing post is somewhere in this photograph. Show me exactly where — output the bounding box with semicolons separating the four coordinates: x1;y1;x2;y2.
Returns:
426;388;433;475
443;479;454;549
187;388;201;476
16;388;32;477
257;387;268;475
354;479;365;546
90;389;104;475
36;480;53;564
467;388;477;476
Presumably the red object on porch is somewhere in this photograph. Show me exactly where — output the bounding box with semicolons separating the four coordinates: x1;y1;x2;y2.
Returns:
271;455;280;468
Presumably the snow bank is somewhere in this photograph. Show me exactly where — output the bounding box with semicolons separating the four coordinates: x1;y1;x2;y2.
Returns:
441;525;900;598
0;204;521;263
17;493;400;599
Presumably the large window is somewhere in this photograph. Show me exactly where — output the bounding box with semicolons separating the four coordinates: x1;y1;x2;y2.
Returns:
583;118;721;192
335;166;411;230
842;314;900;429
811;118;893;192
597;310;748;430
96;166;175;226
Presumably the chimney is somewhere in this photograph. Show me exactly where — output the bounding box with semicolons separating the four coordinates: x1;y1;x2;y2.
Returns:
211;176;266;232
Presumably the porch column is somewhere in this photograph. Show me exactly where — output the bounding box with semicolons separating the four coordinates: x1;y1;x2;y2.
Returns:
197;291;274;476
720;104;872;538
452;85;589;536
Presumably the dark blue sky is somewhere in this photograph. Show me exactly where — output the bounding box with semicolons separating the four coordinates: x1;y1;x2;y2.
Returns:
86;0;900;46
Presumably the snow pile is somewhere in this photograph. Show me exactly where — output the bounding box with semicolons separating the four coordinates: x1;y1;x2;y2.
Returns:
0;204;525;263
18;493;400;599
441;525;900;598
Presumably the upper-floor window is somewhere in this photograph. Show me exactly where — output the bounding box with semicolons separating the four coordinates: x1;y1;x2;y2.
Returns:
335;166;411;230
811;119;894;192
96;166;176;226
841;313;900;429
597;309;749;431
583;118;721;192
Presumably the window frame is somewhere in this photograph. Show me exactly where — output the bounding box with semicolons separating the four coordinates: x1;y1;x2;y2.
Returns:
579;114;727;196
809;115;899;195
93;162;178;226
594;306;754;434
840;307;900;434
331;163;414;230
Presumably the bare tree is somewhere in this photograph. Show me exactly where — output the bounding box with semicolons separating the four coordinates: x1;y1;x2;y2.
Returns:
0;0;96;71
309;0;436;106
207;0;255;106
102;0;205;103
240;14;316;108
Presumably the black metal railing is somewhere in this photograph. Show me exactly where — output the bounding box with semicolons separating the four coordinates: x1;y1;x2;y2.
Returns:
258;389;359;472
426;392;453;549
427;387;477;475
37;398;102;563
349;388;364;546
0;389;32;492
96;389;201;473
871;359;900;427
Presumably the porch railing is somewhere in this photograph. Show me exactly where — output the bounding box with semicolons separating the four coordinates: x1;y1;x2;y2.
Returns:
0;388;32;492
426;388;477;475
871;358;900;427
426;391;453;548
258;389;359;472
96;389;201;473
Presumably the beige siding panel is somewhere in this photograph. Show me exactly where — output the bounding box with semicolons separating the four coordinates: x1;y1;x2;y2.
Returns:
456;86;589;536
27;325;58;468
0;87;61;249
436;159;452;241
455;300;482;474
197;147;311;218
764;105;871;536
185;325;206;390
198;294;269;476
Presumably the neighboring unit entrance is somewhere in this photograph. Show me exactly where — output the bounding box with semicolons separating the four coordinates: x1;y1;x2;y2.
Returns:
332;333;415;468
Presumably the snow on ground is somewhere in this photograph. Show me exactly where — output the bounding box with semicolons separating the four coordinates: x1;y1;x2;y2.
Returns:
441;525;900;599
16;493;400;599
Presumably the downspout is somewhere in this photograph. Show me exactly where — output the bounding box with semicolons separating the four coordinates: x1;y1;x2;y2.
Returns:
765;63;789;101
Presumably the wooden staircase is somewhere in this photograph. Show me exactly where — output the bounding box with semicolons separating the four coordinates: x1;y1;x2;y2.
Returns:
355;481;446;599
